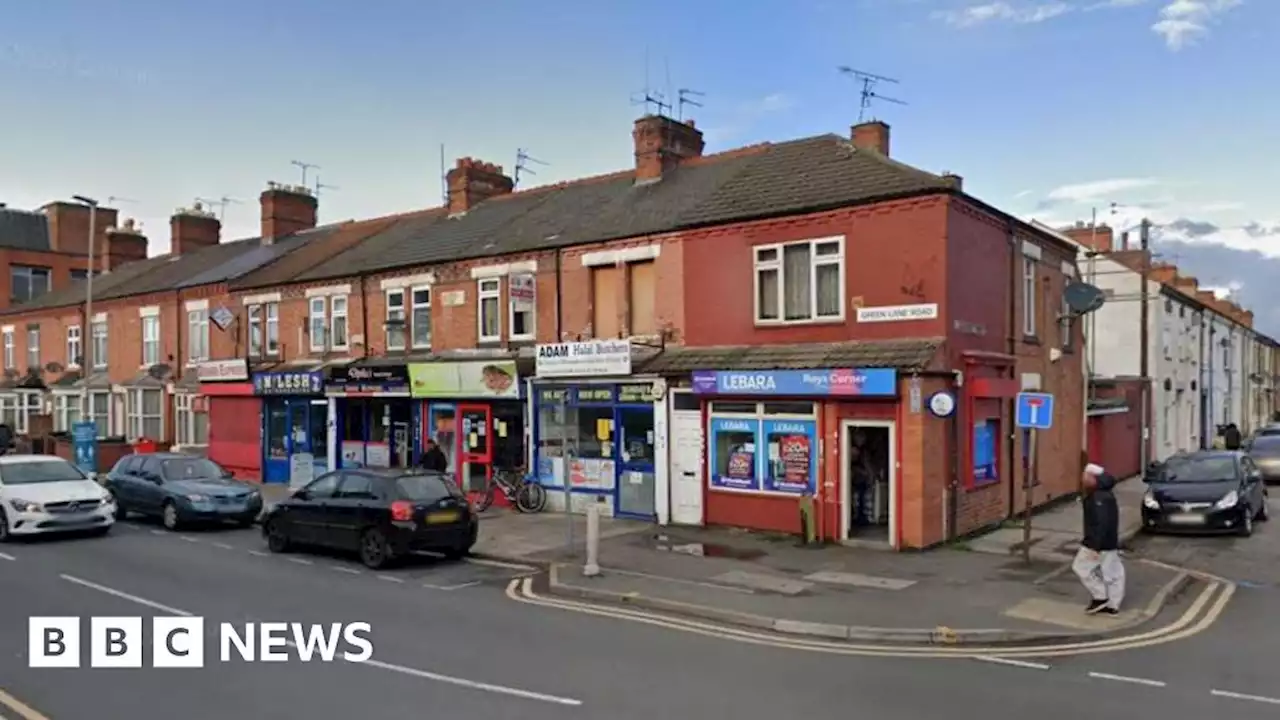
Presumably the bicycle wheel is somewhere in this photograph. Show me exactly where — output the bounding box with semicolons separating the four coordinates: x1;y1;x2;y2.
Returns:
516;482;548;513
474;477;497;513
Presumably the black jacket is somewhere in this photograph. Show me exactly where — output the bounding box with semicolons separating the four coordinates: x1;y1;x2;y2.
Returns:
420;446;448;473
1081;472;1120;551
1224;426;1242;450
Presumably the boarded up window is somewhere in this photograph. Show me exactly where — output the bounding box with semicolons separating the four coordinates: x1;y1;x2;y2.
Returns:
628;261;656;336
592;265;621;339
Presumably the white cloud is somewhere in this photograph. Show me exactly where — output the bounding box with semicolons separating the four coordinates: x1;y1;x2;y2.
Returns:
933;1;1072;27
1044;177;1161;203
1151;0;1243;50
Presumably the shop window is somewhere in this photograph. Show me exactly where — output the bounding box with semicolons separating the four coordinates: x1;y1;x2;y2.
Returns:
972;419;1000;488
710;418;758;490
187;308;209;363
762;402;815;415
26;326;39;371
411;287;431;349
369;399;392;444
710;401;757;414
385;289;406;351
91;321;107;369
54;393;80;432
2;330;12;369
492;403;525;471
618;408;655;463
142;315;160;366
477;280;500;342
628;261;656;336
66;325;82;367
126;388;163;440
175;393;208;447
753;237;843;324
591;266;621;339
265;402;288;460
707;401;817;494
572;404;615;460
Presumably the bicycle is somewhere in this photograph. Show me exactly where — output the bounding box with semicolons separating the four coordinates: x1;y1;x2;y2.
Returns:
474;466;548;513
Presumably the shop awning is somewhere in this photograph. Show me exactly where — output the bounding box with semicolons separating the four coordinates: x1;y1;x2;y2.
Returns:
636;338;944;375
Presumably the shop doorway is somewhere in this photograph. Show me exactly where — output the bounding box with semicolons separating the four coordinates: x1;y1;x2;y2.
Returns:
840;420;895;546
262;398;329;485
668;390;704;525
457;403;493;497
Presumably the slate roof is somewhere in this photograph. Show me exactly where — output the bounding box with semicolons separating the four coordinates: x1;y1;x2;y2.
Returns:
1;254;172;315
231;215;420;291
0;207;51;251
638;338;945;374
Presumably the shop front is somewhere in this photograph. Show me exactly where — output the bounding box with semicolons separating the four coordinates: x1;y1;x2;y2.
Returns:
198;359;257;480
691;367;899;541
328;362;413;471
408;359;524;499
253;368;329;486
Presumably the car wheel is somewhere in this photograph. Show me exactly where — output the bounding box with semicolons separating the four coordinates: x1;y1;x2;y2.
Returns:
114;503;128;521
162;502;181;531
265;521;291;553
1257;499;1270;522
359;529;394;570
1239;508;1254;537
0;511;10;543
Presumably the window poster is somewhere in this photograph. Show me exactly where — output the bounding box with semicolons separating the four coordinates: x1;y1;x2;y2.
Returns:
762;419;817;494
973;420;998;484
709;417;760;490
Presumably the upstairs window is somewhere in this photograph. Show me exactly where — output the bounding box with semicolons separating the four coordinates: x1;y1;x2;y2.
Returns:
187;308;209;363
1022;257;1037;337
753;237;843;323
308;296;349;352
385;290;406;351
91;321;107;369
246;302;280;357
2;330;12;369
25;326;39;370
478;279;500;342
330;297;349;350
66;325;82;367
309;297;327;351
142;316;160;366
411;287;431;349
10;265;51;304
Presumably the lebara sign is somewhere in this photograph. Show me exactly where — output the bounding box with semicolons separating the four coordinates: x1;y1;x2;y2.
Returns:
691;369;898;397
536;340;632;378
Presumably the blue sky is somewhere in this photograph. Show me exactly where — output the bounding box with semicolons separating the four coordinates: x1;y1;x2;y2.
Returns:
2;0;1274;262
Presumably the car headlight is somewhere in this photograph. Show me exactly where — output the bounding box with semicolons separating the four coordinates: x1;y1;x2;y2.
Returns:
101;492;116;505
1215;490;1239;510
185;494;210;502
7;498;42;513
1143;491;1160;509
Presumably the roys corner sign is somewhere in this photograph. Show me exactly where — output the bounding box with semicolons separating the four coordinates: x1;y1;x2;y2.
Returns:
536;340;632;378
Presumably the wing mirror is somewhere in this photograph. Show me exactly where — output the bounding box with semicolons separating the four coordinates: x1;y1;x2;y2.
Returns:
291;489;309;501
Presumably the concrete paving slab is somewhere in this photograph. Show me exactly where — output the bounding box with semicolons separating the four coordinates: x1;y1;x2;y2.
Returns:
803;570;916;590
1002;597;1131;631
710;570;813;595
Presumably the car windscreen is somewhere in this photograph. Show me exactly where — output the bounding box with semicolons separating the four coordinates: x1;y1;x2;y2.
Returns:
395;474;464;503
1158;456;1236;483
162;458;226;480
0;461;88;485
1249;436;1280;455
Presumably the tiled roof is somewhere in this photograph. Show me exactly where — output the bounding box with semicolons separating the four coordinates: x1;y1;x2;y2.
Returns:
1;255;173;315
231;215;424;291
0;208;50;251
638;338;945;374
97;236;272;301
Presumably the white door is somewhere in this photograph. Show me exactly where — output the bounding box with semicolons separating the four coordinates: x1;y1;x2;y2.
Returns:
668;391;704;526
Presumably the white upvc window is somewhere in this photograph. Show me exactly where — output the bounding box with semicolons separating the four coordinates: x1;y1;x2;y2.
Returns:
3;391;44;434
309;297;327;351
385;289;406;351
53;393;81;433
91;321;108;370
247;305;263;357
752;237;844;324
88;390;111;437
66;325;82;368
478;279;501;342
265;302;279;355
174;392;208;447
411;286;431;349
126;387;163;440
1022;256;1037;336
2;330;12;369
142;315;160;367
187;308;209;363
330;296;349;350
25;326;39;371
509;276;534;341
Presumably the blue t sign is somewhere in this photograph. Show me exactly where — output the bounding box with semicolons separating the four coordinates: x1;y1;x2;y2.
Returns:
1016;392;1054;430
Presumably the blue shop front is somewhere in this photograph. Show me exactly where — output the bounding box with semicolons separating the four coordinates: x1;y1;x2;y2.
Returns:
253;368;330;485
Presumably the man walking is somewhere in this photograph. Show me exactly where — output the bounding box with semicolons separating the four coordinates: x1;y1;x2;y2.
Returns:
1073;459;1125;615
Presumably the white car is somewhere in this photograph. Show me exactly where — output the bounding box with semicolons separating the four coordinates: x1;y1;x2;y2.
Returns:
0;455;116;541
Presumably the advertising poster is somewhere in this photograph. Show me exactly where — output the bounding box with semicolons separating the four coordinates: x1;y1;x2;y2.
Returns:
762;419;817;493
709;417;760;491
973;420;997;484
408;361;519;399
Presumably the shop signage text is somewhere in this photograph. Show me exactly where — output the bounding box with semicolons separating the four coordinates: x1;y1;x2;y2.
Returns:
691;368;897;397
197;359;249;382
534;383;658;406
253;371;324;396
855;303;939;323
535;340;632;378
330;364;408;388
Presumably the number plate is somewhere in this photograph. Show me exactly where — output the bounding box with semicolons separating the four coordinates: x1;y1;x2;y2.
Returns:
425;511;460;525
1167;513;1204;525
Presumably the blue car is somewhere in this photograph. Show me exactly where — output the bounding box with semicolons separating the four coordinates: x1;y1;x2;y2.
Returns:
104;453;263;530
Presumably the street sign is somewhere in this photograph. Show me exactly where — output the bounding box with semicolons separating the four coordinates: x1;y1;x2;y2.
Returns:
1015;392;1054;430
72;421;98;473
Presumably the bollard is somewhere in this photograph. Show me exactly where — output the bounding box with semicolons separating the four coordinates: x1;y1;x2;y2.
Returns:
583;502;601;577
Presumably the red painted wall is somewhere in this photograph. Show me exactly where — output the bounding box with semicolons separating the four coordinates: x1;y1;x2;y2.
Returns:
943;201;1012;360
208;396;262;481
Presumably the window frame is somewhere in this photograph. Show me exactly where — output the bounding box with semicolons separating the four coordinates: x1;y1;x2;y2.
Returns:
53;393;81;433
2;330;12;369
385;289;406;351
330;295;349;351
751;236;846;325
508;276;534;341
186;308;209;364
477;278;501;343
1022;256;1037;337
25;326;39;371
9;265;51;304
174;392;208;447
126;387;164;441
91;321;108;370
66;325;82;368
247;304;263;357
264;302;279;356
141;315;160;367
308;297;327;352
410;286;432;349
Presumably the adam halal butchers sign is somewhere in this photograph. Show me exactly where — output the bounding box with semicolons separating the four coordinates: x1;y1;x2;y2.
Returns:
536;340;632;378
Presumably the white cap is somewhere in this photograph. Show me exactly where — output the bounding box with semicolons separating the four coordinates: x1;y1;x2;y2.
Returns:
1085;463;1104;476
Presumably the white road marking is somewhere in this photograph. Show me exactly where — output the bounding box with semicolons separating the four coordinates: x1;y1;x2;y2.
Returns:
465;557;537;571
424;581;482;591
54;575;583;707
248;550;269;557
212;542;235;550
0;552;16;561
179;536;199;543
287;558;313;566
377;575;405;583
1211;689;1280;705
1088;672;1167;688
149;530;166;536
332;566;362;575
972;656;1050;670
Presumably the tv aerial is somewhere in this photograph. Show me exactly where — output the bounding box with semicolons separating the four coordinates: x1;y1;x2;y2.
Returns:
514;149;548;188
838;66;907;123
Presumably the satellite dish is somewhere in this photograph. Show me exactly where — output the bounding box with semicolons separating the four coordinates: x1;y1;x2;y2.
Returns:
1064;281;1106;316
147;363;172;380
44;361;64;374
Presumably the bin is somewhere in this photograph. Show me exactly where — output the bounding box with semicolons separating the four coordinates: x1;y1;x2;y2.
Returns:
133;438;158;454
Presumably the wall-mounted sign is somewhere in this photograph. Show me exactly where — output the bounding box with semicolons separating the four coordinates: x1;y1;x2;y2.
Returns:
691;368;897;397
210;306;235;331
928;391;956;418
253;370;324;396
197;359;249;382
856;303;939;323
509;273;536;311
329;363;408;388
535;340;632;377
407;361;518;399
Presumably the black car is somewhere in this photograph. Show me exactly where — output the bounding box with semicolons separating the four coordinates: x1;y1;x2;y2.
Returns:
1246;434;1280;484
262;469;477;569
1141;451;1269;536
104;454;263;530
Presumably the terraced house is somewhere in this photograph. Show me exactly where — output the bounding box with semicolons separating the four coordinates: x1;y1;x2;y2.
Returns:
9;113;1086;550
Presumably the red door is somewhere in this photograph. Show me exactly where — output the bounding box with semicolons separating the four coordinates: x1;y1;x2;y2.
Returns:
456;403;496;505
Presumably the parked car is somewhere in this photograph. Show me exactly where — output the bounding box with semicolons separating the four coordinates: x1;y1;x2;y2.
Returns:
262;469;478;569
1246;434;1280;485
1247;424;1280;446
0;455;116;541
104;453;263;530
1141;450;1269;536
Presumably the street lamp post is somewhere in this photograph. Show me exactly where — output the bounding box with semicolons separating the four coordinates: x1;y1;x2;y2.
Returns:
71;195;97;428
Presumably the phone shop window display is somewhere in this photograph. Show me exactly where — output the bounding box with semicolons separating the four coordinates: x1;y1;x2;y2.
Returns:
709;402;817;494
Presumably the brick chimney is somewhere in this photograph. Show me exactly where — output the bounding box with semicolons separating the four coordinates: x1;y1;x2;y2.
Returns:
851;121;890;156
41;201;119;256
104;218;148;269
260;183;318;244
446;158;515;215
632;115;705;182
1150;262;1178;285
170;203;221;255
1062;222;1114;252
1173;275;1199;297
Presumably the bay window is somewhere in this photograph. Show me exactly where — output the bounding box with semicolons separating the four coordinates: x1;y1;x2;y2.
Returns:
753;237;844;324
54;393;81;432
89;391;111;437
126;388;163;440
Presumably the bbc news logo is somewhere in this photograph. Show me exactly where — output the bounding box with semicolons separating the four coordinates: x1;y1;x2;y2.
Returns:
29;617;374;668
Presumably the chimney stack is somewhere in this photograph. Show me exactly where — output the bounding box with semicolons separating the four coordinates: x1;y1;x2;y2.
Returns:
1062;223;1114;252
632;114;705;182
260;183;318;244
851;121;890;156
446;158;515;215
170;203;221;255
41;201;119;256
104;218;148;269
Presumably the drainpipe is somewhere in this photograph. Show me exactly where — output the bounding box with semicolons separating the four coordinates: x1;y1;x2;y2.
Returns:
554;249;563;340
358;274;370;359
948;369;961;541
1005;222;1018;519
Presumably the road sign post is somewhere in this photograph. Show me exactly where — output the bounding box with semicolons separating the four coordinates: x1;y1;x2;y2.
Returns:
1015;392;1055;564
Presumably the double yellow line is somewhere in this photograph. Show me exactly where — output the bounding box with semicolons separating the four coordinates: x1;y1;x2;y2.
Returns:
504;574;1236;658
